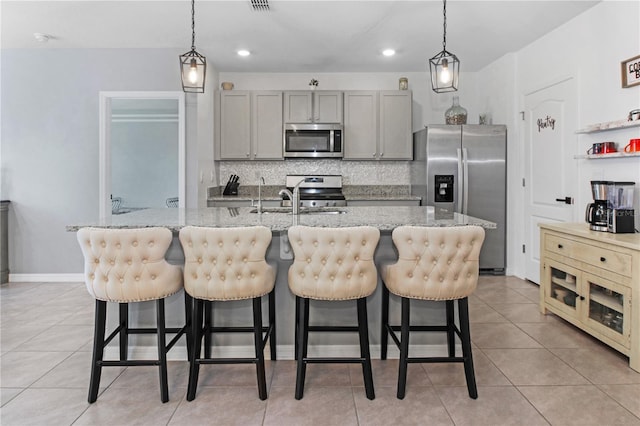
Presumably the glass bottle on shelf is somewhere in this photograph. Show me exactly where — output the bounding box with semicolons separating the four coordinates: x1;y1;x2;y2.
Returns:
445;96;467;124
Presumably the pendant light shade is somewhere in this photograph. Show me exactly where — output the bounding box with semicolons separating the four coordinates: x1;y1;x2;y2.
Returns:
179;0;206;93
429;0;459;93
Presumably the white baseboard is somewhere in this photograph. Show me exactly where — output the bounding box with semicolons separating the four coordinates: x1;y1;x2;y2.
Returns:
8;273;83;283
105;343;460;362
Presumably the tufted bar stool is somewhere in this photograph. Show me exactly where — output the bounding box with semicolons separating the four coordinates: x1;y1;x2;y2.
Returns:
288;225;380;400
179;226;276;401
380;225;485;399
77;227;191;403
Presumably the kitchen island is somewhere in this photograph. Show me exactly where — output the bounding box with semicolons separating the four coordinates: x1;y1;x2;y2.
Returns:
68;206;496;360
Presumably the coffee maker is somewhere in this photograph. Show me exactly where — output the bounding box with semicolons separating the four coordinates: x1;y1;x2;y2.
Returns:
586;180;609;231
607;181;635;233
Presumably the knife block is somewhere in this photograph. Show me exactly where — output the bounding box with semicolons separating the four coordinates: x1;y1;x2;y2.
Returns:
223;182;239;196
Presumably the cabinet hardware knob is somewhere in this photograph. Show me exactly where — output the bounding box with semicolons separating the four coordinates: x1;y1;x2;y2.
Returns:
558;244;563;249
580;296;585;301
600;257;606;262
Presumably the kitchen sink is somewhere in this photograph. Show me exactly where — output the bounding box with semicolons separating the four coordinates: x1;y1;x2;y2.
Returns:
249;207;347;215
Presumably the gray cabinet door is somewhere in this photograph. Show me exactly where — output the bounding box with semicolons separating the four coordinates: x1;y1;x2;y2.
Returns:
284;92;313;123
343;91;378;160
252;91;283;160
219;91;251;159
379;91;412;160
314;91;343;123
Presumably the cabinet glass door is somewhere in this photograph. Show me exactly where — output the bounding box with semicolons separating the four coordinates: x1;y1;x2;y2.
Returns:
544;259;580;317
583;273;631;348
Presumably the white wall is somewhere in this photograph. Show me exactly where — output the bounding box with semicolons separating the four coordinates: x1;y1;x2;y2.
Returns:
475;1;640;278
1;48;202;275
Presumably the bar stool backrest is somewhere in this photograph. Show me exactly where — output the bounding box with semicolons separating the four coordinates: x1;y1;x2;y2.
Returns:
77;227;182;303
288;226;380;301
179;226;275;301
385;226;485;301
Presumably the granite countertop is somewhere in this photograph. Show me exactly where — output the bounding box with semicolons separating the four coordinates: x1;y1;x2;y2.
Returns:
67;206;496;232
207;185;421;202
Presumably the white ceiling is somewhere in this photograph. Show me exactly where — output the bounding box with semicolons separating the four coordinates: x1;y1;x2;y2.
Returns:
1;0;600;73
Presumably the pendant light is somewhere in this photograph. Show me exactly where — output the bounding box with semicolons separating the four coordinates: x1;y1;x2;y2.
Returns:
179;0;206;93
429;0;459;93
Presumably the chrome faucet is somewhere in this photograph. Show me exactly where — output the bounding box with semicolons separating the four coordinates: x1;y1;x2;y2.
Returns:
257;176;265;213
278;177;305;215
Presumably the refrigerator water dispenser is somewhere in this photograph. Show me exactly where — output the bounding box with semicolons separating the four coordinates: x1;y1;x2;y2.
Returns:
434;175;454;203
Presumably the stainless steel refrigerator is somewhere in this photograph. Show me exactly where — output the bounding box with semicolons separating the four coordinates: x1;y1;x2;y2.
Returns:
411;125;507;273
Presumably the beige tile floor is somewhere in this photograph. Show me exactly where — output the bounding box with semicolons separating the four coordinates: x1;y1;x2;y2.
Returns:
2;276;640;425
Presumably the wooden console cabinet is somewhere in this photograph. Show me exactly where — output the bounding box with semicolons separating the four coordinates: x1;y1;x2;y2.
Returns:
539;223;640;372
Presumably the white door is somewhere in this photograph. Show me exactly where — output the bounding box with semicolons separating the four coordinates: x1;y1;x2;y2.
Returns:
523;78;577;283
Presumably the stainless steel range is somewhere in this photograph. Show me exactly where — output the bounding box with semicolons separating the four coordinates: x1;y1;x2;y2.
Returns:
283;175;346;208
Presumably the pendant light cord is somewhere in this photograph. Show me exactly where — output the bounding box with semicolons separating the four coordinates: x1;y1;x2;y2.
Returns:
442;0;447;51
191;0;196;50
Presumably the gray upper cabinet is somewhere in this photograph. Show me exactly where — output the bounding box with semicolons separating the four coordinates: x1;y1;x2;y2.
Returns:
251;91;283;159
379;91;412;160
284;91;343;123
219;91;251;159
343;90;412;160
343;91;378;159
217;91;283;160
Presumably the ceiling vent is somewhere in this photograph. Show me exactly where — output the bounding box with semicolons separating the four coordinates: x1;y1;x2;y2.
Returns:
250;0;269;11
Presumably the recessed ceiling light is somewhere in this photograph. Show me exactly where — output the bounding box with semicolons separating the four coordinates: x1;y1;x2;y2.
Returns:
382;49;396;57
237;50;251;57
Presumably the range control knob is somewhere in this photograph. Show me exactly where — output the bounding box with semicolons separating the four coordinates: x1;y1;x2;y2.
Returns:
311;201;316;207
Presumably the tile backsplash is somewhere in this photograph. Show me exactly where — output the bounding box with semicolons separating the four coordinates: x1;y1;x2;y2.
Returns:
218;160;410;186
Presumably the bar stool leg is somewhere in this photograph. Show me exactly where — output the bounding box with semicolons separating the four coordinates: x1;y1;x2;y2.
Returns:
294;296;299;361
204;301;212;359
119;303;128;361
458;297;478;399
380;285;390;360
397;297;410;399
357;298;375;400
446;300;455;357
184;292;193;359
187;299;203;401
268;289;276;361
253;297;268;400
88;300;107;403
156;299;169;403
295;297;309;400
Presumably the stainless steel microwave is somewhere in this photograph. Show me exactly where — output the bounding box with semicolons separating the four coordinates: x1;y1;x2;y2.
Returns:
283;123;343;158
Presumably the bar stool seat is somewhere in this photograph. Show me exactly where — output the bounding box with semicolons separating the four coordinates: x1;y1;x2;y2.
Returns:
288;225;380;400
380;225;485;399
77;227;191;403
179;225;276;401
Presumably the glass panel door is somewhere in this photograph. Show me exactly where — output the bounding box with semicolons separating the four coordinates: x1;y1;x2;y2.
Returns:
583;273;631;348
544;259;580;317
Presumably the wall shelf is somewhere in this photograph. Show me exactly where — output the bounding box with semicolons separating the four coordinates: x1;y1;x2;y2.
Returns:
575;119;640;134
574;152;640;160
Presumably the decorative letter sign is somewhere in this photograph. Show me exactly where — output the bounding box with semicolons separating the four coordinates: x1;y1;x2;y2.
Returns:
621;55;640;88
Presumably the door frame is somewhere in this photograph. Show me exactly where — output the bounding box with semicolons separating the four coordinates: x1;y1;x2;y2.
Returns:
99;91;186;220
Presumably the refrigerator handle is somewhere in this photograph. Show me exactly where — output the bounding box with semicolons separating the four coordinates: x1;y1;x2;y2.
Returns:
456;148;463;213
462;147;469;214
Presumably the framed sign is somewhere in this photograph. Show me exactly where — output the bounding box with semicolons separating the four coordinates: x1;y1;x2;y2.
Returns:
621;54;640;88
